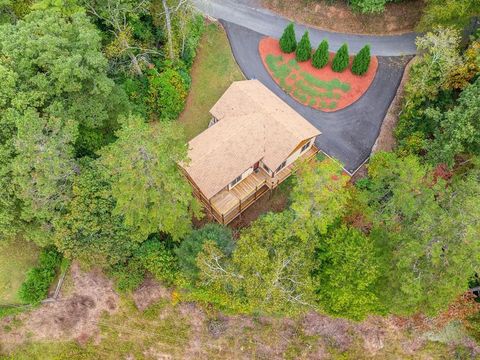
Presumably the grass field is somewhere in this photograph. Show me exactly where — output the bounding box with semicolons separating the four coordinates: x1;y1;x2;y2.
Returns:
0;238;39;305
178;22;244;140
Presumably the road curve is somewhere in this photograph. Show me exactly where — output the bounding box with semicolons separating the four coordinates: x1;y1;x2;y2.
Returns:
192;0;418;56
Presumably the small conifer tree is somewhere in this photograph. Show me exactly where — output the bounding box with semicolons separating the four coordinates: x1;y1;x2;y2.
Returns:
296;31;312;62
331;43;349;72
351;45;371;75
279;23;297;53
312;39;329;69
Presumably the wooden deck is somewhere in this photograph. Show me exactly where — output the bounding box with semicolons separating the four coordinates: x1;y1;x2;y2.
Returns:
196;145;319;224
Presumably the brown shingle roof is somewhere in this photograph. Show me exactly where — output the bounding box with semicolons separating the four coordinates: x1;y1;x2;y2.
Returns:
183;80;320;199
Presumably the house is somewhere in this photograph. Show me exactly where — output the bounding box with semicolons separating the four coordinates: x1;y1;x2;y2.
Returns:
181;80;321;224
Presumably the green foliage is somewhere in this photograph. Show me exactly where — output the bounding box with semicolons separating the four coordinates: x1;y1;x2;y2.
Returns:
109;258;145;293
295;31;312;62
18;247;62;304
396;28;463;156
147;66;189;121
290;159;350;239
348;0;390;13
55;159;138;268
99;114;201;242
175;223;234;283
180;15;206;68
135;237;178;285
418;0;480;31
351;45;371;75
197;211;317;314
331;43;349;72
365;152;480;316
427;77;480;166
0;0;32;24
0;7;123;243
12;113;78;246
466;311;480;342
314;226;381;320
312;40;329;69
279;23;297;53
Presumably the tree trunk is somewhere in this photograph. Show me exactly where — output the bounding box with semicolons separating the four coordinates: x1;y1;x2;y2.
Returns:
161;0;175;60
129;53;143;76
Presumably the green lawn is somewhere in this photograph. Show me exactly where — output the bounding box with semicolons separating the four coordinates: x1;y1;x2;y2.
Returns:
0;238;39;305
178;23;244;140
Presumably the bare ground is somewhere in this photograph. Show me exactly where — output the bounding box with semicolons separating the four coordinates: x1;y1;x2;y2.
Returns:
262;0;424;35
0;262;119;352
2;265;479;358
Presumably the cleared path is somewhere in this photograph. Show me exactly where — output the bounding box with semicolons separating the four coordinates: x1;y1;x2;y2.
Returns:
193;0;418;56
222;21;410;173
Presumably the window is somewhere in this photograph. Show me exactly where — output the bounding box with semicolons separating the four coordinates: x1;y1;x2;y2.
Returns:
230;174;243;187
276;161;286;173
301;141;310;153
263;163;271;173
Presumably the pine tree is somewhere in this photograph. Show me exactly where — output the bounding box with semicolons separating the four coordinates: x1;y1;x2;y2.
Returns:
331;43;350;72
296;31;312;62
351;45;371;75
279;23;297;53
312;39;329;69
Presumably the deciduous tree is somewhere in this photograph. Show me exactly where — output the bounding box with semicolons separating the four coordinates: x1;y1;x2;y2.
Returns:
290;158;350;239
99;114;201;242
55;159;138;267
314;226;381;320
365;152;480;315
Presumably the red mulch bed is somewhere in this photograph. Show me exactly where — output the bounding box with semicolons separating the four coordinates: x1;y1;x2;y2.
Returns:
259;37;378;112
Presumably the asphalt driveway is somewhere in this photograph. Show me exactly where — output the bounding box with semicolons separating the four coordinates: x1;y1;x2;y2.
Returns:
193;0;417;56
221;21;411;174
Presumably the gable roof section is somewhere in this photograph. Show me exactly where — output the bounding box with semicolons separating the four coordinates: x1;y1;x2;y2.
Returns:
183;80;320;199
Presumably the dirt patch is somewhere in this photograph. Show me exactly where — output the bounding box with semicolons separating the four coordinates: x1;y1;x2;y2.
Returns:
259;37;378;112
303;312;354;351
229;185;289;230
262;0;424;35
0;262;118;350
132;275;170;311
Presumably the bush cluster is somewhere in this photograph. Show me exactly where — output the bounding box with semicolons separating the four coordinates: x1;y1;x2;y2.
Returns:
278;23;371;75
110;235;179;292
18;247;63;304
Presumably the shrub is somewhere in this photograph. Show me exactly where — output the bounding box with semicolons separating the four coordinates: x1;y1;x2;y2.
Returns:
351;45;371;75
109;259;145;293
18;247;62;304
332;43;350;72
279;23;297;53
135;237;178;285
312;40;329;69
147;66;188;121
296;31;312;62
175;224;234;283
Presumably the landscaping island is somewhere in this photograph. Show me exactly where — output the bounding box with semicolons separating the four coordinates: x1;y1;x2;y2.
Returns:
259;37;378;112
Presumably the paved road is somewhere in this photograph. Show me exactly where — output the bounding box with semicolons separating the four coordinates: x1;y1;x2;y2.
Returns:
193;0;418;56
222;21;410;174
